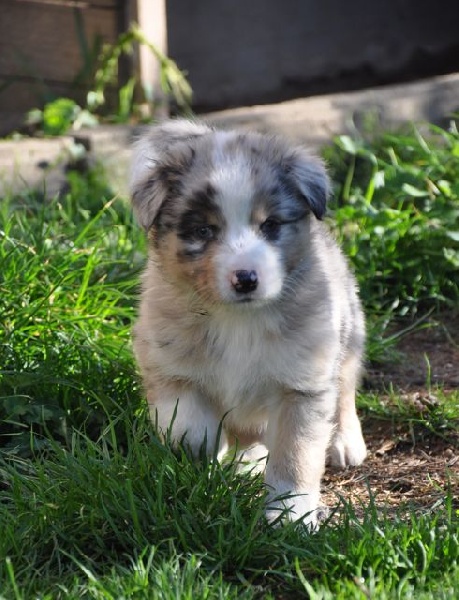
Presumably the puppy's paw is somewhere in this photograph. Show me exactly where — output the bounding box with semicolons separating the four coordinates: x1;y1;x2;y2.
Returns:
265;487;323;530
329;421;367;468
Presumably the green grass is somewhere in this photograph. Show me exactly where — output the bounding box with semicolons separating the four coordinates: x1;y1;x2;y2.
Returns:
1;414;458;599
0;169;143;453
325;120;459;360
327;121;459;314
1;123;459;598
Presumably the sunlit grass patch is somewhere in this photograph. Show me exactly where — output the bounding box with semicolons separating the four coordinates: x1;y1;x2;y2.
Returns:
1;119;458;598
0;175;144;453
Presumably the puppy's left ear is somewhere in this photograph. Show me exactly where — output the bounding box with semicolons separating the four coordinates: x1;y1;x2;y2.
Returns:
130;120;212;230
287;148;330;220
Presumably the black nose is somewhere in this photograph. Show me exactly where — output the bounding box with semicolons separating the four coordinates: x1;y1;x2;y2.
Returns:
232;270;258;294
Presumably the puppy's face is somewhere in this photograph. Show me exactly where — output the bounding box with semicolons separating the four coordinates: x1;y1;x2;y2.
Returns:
131;122;329;308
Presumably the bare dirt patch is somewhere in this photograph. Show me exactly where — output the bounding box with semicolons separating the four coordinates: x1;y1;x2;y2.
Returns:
323;419;458;517
323;317;459;516
367;314;459;393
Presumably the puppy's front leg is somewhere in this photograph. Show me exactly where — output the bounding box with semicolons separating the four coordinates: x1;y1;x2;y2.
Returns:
147;382;228;458
264;390;335;528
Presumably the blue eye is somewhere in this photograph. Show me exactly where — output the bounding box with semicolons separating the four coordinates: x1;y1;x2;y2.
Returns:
194;225;215;241
260;217;281;241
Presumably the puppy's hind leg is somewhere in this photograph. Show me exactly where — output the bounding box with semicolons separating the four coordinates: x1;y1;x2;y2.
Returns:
329;351;367;468
147;382;228;459
234;442;269;475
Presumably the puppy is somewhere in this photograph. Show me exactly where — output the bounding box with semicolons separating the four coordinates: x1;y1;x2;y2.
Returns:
130;119;367;527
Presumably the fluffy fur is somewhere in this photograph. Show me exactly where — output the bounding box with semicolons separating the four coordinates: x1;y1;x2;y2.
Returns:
130;119;367;527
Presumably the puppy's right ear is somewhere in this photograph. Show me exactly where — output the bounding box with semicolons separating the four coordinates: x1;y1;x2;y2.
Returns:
130;120;211;230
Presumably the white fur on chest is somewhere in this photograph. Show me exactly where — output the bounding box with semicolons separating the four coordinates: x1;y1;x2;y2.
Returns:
151;304;335;424
160;309;282;403
202;311;281;407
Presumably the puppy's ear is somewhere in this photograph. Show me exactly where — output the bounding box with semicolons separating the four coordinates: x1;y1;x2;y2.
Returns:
130;120;211;230
286;148;330;220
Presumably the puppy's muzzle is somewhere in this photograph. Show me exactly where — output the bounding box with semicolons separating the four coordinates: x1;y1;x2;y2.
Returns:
231;270;258;294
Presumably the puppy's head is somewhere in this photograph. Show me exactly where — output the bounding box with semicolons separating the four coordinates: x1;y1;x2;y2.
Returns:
131;119;329;307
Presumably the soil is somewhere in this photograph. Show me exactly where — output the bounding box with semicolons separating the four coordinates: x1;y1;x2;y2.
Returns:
322;315;459;517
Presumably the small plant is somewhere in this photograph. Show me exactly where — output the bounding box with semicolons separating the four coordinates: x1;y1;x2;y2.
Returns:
26;97;98;136
23;24;192;136
87;24;192;116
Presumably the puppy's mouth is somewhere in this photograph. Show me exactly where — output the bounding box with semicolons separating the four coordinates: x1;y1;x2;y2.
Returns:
223;292;274;308
234;296;255;304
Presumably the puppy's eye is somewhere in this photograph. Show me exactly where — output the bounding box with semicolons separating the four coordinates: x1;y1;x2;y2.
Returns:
194;225;215;241
260;217;281;241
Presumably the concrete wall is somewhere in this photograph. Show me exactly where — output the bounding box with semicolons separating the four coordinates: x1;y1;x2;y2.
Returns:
166;0;459;111
3;73;459;201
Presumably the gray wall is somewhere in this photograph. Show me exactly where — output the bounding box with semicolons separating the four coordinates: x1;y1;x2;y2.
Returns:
167;0;459;110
